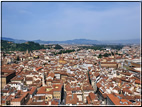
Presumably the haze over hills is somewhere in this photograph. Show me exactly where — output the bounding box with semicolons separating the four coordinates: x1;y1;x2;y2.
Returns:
1;37;140;45
100;39;140;45
1;37;27;44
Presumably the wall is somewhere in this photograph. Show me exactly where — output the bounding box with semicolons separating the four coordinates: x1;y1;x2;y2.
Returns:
11;102;21;105
2;78;6;88
26;81;33;85
45;94;52;101
53;91;61;99
77;95;83;101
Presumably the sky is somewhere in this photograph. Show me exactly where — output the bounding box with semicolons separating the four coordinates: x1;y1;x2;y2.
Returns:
2;2;140;41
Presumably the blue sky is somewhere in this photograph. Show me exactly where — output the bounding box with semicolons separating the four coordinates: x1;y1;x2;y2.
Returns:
2;2;140;41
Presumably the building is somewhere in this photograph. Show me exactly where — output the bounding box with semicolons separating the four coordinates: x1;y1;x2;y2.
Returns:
11;91;30;105
2;70;16;88
100;62;118;68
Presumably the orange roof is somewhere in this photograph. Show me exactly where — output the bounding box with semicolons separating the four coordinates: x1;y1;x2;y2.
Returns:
6;95;13;101
89;92;96;101
11;92;29;102
107;94;121;105
66;94;77;105
96;83;102;88
26;77;33;81
53;84;62;92
83;85;93;91
47;72;55;78
122;88;132;94
94;72;100;77
11;76;24;81
72;87;81;91
51;100;58;105
36;67;43;71
121;99;132;105
28;87;37;95
37;86;53;94
135;80;140;84
65;85;72;91
134;95;140;99
86;96;91;104
99;89;107;98
2;68;15;73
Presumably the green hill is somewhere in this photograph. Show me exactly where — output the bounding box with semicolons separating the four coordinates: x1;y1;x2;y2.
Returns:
1;40;45;52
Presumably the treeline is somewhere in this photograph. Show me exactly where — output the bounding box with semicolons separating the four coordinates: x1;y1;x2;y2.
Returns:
54;44;63;49
1;40;45;52
44;44;63;49
1;40;63;52
53;49;75;55
78;45;124;50
98;53;112;58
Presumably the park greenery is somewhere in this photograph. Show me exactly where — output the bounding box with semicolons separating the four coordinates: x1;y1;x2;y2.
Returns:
53;49;75;55
98;53;111;58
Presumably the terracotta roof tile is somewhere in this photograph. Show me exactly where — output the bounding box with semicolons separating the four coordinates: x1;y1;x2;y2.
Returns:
107;94;121;105
89;92;96;101
48;72;55;78
36;67;43;71
135;80;140;84
28;87;37;95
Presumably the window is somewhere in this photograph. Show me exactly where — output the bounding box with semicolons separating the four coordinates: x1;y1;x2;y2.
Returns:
6;101;10;105
39;96;41;100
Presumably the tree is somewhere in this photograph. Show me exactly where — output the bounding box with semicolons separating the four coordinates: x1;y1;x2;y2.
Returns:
16;56;20;61
54;44;63;49
103;53;111;57
111;52;114;56
98;54;102;58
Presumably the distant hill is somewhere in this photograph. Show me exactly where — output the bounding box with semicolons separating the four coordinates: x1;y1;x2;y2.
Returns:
45;39;100;44
2;37;140;45
2;37;27;43
2;37;101;44
62;39;100;44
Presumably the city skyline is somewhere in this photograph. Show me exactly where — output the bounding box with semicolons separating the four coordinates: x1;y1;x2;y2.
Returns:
2;2;140;41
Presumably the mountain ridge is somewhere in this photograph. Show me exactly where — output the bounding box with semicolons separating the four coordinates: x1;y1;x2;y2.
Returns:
2;37;140;45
